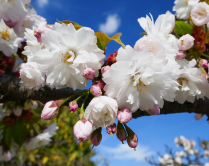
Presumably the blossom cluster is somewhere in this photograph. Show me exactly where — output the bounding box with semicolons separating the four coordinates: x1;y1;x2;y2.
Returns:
156;136;209;166
0;0;209;161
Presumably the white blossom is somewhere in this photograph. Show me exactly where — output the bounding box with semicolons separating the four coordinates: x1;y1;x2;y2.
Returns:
20;62;45;90
34;23;105;90
0;0;30;23
43;122;59;136
173;0;200;20
84;96;118;128
23;132;52;151
0;19;22;56
103;45;179;112
0;146;16;162
175;59;208;104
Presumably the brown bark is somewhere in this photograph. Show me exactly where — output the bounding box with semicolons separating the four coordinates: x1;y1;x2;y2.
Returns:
0;73;209;119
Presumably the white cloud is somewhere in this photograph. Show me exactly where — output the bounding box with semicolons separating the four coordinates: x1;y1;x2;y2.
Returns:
102;144;154;161
99;14;120;35
37;0;48;7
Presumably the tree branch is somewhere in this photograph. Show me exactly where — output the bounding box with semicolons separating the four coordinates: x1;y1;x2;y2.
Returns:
0;73;209;119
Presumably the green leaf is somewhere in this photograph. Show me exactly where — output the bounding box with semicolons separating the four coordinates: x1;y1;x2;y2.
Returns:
174;21;193;35
56;19;82;30
3;126;12;148
95;32;125;50
11;121;28;146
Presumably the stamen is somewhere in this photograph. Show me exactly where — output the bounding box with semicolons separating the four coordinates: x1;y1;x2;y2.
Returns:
0;29;10;41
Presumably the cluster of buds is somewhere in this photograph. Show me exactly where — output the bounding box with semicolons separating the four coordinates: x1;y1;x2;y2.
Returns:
105;50;118;66
0;54;15;74
192;27;207;54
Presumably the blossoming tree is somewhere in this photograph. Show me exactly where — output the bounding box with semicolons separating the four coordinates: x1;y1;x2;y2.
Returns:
146;136;209;166
0;0;209;162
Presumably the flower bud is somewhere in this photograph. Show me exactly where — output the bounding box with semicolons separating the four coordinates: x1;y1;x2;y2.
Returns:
93;80;105;90
127;133;138;149
90;84;102;97
13;107;22;116
101;66;111;75
28;101;38;110
124;124;138;150
82;68;95;80
116;122;126;143
191;2;209;26
73;119;93;142
69;101;78;113
146;104;160;115
91;127;102;147
176;51;185;59
200;59;208;68
117;108;132;124
177;34;194;50
3;151;11;162
106;123;117;135
105;50;118;66
41;101;59;120
194;113;204;120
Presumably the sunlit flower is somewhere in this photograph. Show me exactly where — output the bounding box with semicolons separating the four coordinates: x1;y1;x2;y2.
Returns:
34;23;105;90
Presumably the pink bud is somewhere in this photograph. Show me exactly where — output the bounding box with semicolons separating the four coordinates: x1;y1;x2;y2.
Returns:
41;101;59;120
93;80;105;90
177;34;194;51
13;107;22;116
106;123;117;135
34;26;50;43
105;50;118;66
90;84;102;97
82;68;95;80
69;101;78;113
91;128;102;147
200;59;208;68
101;66;111;75
127;133;138;149
3;151;11;162
176;51;185;59
146;104;160;115
117;108;132;124
194;114;204;120
73;119;93;142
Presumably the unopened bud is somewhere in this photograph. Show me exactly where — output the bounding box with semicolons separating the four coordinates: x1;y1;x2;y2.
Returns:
90;84;102;97
101;66;111;75
116;122;126;143
106;123;117;135
146;104;160;115
200;59;208;68
82;68;95;80
41;101;59;120
177;34;194;50
28;101;38;110
194;113;204;120
127;133;138;149
105;50;118;66
176;51;185;59
3;151;11;162
73;119;93;142
93;80;105;90
117;108;132;124
69;101;78;113
91;127;102;147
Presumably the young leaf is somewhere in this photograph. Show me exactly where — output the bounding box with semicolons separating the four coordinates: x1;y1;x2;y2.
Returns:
95;32;125;50
3;126;12;148
174;21;193;35
56;19;82;30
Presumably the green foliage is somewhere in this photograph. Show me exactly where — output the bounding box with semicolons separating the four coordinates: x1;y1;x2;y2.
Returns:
174;21;193;35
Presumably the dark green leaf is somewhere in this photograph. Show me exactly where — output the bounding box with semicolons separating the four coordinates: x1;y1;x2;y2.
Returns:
3;126;12;148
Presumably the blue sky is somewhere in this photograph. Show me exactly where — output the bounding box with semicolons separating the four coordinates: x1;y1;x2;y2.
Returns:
31;0;209;165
